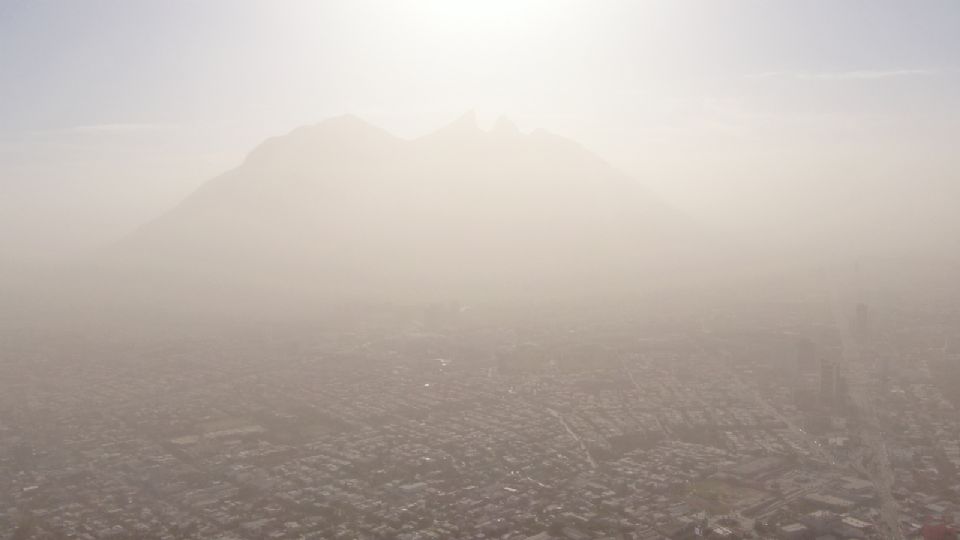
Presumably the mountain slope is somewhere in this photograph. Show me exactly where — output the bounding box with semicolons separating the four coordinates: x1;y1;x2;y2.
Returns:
110;113;693;303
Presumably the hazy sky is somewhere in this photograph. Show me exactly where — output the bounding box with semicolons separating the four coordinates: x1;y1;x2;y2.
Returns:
2;0;959;260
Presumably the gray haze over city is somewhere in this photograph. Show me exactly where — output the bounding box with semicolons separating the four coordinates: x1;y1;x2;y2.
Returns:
2;2;960;540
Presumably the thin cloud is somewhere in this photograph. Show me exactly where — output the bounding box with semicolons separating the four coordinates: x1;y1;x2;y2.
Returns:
15;123;179;144
68;123;173;134
748;69;937;81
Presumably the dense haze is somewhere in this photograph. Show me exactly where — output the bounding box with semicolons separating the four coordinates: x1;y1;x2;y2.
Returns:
103;112;699;304
3;1;960;268
4;3;960;540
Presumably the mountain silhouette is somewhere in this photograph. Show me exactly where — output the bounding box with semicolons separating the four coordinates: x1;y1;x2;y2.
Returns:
109;113;693;304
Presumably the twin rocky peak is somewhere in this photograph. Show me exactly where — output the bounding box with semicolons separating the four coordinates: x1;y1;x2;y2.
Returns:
113;112;689;300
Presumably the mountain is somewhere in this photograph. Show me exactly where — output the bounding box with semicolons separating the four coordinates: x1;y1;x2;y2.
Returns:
106;113;695;306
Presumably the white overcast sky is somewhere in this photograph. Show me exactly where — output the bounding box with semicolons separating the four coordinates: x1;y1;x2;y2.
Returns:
1;0;959;260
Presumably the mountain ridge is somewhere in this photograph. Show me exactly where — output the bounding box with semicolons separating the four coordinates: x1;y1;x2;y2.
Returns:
106;113;696;305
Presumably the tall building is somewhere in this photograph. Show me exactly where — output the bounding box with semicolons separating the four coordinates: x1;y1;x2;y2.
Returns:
834;360;847;406
820;356;836;404
820;352;848;406
793;337;820;410
796;337;817;375
855;302;870;343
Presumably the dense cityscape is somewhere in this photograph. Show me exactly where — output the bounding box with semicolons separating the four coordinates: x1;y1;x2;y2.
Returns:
4;279;959;540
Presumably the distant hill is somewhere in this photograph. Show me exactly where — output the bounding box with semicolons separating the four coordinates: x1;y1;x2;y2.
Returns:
105;113;696;306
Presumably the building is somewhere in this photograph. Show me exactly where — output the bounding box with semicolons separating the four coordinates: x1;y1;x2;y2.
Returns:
820;357;836;404
797;337;817;374
856;302;870;343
